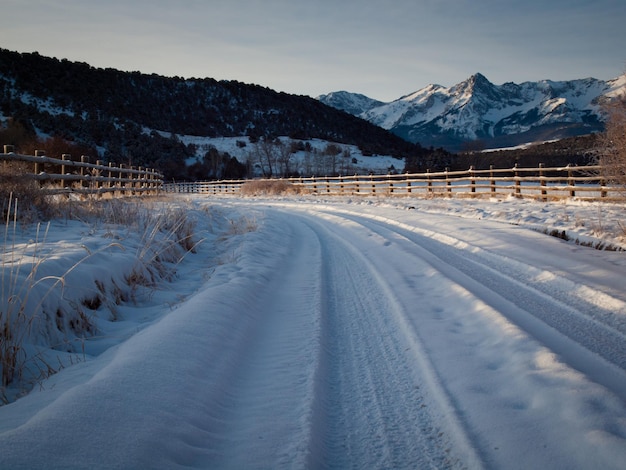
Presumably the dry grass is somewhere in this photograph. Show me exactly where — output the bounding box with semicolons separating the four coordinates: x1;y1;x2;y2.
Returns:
1;197;60;390
0;162;51;223
125;203;202;298
0;161;199;400
226;216;258;235
240;179;302;196
1;195;201;400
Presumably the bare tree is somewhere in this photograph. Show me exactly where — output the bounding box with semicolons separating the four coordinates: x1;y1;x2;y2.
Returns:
339;148;353;175
275;139;295;177
323;143;341;175
252;137;278;177
599;95;626;192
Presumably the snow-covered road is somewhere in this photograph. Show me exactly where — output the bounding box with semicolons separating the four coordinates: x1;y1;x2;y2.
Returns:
1;197;626;469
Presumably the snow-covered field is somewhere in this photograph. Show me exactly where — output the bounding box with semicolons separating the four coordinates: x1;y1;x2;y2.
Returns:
167;133;406;175
1;194;625;469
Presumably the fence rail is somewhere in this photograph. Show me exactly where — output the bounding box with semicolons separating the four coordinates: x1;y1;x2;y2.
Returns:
164;163;624;201
1;146;163;196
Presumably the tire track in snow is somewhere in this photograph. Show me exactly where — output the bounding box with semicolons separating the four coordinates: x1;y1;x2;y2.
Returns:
195;206;479;469
332;211;626;396
203;201;626;469
298;214;482;470
301;208;626;469
208;215;325;469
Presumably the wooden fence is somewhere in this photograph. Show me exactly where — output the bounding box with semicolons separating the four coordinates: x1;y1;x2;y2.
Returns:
164;163;624;201
1;145;163;196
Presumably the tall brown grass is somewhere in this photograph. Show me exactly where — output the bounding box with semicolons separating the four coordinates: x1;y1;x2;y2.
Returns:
0;162;50;223
1;192;201;402
240;179;302;196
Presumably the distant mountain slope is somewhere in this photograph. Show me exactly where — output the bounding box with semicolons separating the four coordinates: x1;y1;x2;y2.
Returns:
320;73;626;152
0;49;438;179
316;91;385;115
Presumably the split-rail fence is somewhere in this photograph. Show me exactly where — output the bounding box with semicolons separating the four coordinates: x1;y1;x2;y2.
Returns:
165;164;623;201
1;145;162;196
5;143;621;202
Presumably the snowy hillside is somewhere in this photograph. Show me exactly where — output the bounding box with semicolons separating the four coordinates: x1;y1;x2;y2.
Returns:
152;133;406;176
0;48;426;181
320;73;626;151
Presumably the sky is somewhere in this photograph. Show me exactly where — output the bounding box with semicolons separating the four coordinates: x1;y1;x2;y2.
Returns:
1;0;625;102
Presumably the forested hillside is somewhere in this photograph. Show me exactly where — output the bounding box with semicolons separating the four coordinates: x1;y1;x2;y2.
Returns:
0;49;445;180
450;134;600;171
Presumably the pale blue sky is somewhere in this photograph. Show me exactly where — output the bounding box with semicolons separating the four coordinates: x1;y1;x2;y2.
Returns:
1;0;625;101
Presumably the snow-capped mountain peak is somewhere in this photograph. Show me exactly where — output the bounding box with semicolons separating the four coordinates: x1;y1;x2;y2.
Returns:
318;73;626;151
314;91;385;116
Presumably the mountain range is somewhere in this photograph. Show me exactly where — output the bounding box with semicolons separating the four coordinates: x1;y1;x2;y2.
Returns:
318;73;626;152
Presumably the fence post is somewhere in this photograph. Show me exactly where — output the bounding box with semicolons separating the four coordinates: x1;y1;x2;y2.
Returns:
427;169;432;195
600;176;607;198
354;173;359;194
470;165;475;194
129;166;136;193
119;164;126;196
61;154;69;175
61;154;71;189
514;163;521;198
490;165;496;196
406;171;411;194
108;162;114;192
539;163;548;202
133;167;139;192
95;160;103;193
388;172;393;194
567;164;575;197
445;168;451;195
80;155;89;189
138;167;144;192
370;174;376;195
33;150;45;183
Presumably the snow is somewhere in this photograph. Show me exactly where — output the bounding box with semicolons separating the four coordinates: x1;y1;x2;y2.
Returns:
606;74;626;99
146;132;404;175
1;194;626;469
359;74;624;143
